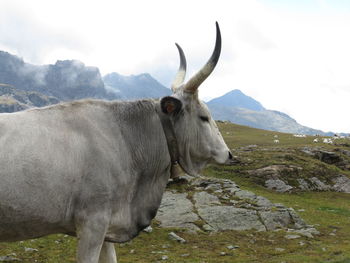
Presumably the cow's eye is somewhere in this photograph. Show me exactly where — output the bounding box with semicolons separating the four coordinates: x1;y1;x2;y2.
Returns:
200;116;209;122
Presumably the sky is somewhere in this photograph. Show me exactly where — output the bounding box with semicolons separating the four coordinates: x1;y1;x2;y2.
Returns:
1;0;349;133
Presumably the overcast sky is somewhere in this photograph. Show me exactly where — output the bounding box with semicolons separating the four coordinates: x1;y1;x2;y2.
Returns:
1;0;349;133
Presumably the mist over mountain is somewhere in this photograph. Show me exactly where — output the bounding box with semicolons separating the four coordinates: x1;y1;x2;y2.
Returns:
103;72;171;100
0;51;113;101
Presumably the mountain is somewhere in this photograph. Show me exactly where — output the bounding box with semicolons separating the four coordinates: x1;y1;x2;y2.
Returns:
0;51;114;101
207;89;265;111
207;90;329;135
103;72;171;100
0;83;59;113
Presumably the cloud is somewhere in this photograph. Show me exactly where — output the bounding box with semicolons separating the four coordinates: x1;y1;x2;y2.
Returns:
0;4;88;65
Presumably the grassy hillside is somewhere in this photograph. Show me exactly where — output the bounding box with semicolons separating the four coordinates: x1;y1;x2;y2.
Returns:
213;122;350;189
0;122;349;262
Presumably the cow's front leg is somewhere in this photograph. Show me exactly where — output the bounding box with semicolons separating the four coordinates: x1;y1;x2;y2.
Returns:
76;214;109;263
98;242;117;263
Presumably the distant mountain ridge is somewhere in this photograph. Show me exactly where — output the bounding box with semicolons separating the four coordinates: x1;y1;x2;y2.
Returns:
207;90;333;136
0;50;343;135
208;89;265;111
0;51;112;101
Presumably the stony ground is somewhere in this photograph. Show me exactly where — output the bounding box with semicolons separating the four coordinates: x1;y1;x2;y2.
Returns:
156;175;318;237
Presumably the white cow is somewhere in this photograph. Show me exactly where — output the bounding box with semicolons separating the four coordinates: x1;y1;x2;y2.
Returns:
0;23;232;262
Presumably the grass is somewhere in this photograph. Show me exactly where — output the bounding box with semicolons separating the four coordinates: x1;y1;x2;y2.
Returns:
1;122;350;262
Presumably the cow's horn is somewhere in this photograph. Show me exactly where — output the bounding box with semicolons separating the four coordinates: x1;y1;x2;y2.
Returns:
171;43;187;92
184;22;221;93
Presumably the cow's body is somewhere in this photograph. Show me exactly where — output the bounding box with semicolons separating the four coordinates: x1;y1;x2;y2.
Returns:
0;99;170;244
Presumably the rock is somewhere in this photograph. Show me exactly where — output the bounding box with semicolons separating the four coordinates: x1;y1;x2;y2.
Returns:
338;149;350;157
332;175;350;193
300;147;317;156
309;177;331;191
143;226;153;233
225;187;240;194
284;234;301;239
275;248;285;252
193;192;221;207
203;224;215;232
315;150;342;164
197;206;266;231
24;247;38;252
156;175;311;235
227;245;239;250
248;165;302;180
0;256;21;262
287;208;307;228
161;255;168;260
259;210;292;231
235;190;257;201
255;196;273;208
265;179;293;192
289;228;320;238
297;179;310;191
156;192;200;231
168;232;186;243
205;183;222;191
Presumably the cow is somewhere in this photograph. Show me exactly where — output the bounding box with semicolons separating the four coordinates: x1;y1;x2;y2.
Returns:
0;22;232;263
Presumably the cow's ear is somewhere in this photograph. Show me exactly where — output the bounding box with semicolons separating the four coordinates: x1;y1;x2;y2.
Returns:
160;96;182;115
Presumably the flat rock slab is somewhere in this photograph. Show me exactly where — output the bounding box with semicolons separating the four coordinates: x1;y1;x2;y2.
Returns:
197;206;266;231
333;175;350;193
193;191;221;207
259;210;292;231
156;191;200;231
155;176;314;235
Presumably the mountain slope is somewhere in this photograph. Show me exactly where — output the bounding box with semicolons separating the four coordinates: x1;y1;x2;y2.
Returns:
0;83;59;113
103;72;171;100
207;90;328;135
207;89;265;111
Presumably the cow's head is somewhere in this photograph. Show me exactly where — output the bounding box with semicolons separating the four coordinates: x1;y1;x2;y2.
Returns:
160;22;232;176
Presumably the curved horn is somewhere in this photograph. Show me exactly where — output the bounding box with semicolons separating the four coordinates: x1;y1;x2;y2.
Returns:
171;43;187;92
184;22;221;93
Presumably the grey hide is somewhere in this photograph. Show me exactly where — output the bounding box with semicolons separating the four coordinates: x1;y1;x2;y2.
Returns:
0;100;171;262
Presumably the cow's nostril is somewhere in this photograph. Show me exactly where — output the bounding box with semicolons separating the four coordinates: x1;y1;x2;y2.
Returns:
228;151;233;160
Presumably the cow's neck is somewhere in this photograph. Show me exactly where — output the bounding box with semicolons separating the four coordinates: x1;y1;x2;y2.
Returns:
157;112;184;179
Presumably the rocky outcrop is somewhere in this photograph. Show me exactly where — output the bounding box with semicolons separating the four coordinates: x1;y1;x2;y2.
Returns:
155;176;315;234
0;85;59;113
247;158;350;193
301;147;350;171
332;175;350;193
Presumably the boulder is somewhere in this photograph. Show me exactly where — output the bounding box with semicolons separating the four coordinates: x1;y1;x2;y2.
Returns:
332;175;350;193
155;192;200;231
155;176;311;234
265;179;293;192
197;206;266;231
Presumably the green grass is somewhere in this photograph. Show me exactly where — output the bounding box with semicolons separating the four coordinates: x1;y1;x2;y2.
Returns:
1;122;349;262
